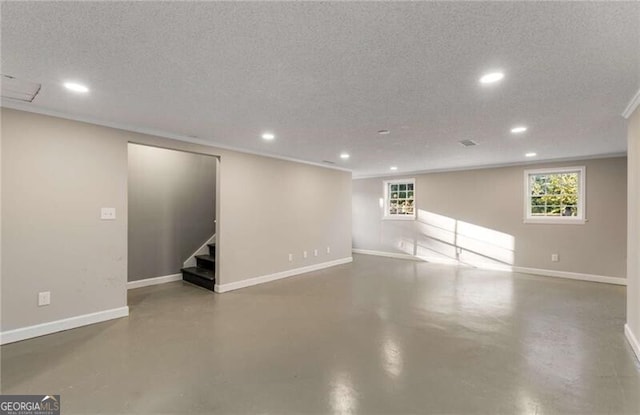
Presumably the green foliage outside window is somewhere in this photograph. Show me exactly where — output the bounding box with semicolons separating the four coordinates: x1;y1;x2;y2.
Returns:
529;172;578;216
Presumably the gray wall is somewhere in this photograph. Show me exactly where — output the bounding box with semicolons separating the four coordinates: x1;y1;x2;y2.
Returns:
128;144;216;281
627;107;640;346
1;109;128;330
353;157;627;278
1;108;352;332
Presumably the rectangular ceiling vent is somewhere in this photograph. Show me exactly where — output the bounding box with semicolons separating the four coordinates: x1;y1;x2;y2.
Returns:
322;160;336;165
459;139;478;147
1;74;41;102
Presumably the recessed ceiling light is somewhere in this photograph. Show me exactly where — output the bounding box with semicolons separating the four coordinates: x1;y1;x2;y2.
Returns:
525;152;537;158
390;166;398;171
479;72;504;84
511;126;528;134
261;132;275;140
340;153;350;160
378;130;391;135
63;82;89;93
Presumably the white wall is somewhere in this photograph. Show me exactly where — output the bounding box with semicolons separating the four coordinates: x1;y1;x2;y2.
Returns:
626;103;640;359
353;157;627;281
1;110;129;332
1;108;352;341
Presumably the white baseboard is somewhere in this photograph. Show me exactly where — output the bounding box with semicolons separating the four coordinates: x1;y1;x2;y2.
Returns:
352;249;626;285
352;249;421;261
0;306;129;345
625;324;640;362
127;273;182;289
512;266;626;286
215;257;353;293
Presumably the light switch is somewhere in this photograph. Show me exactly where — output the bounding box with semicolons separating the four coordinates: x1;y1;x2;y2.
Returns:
101;207;116;220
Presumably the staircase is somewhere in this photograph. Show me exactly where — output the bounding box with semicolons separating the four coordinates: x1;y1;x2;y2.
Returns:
181;242;216;291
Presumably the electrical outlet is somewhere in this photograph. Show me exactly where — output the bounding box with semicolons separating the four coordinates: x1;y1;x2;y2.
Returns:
551;254;559;262
100;207;116;220
288;253;293;262
38;291;51;306
303;251;308;259
314;249;318;257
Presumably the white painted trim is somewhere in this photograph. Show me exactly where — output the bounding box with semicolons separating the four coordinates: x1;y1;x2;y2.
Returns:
523;165;586;223
383;178;416;220
0;306;129;345
622;88;640;119
0;101;351;173
127;273;182;289
352;250;626;285
183;234;216;268
512;266;626;286
215;257;353;293
353;153;626;180
352;249;422;261
625;324;640;361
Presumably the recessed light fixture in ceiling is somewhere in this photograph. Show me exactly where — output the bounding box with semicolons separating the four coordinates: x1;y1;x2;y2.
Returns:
261;132;275;140
340;153;350;160
390;166;398;171
63;81;89;93
378;130;391;135
479;72;504;85
511;126;528;134
525;152;537;158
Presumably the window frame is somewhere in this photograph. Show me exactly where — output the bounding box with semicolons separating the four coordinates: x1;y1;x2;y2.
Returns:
523;166;586;224
383;178;416;220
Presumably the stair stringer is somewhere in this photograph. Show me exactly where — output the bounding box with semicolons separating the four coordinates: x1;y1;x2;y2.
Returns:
183;233;216;268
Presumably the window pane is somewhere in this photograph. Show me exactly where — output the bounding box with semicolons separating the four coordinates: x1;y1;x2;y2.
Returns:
408;183;414;191
531;205;545;215
399;191;407;198
545;205;561;216
391;193;398;199
399;184;407;191
390;184;398;192
407;191;413;198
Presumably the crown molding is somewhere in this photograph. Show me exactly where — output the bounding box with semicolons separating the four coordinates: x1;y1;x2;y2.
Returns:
352;152;627;180
0;100;352;174
622;87;640;119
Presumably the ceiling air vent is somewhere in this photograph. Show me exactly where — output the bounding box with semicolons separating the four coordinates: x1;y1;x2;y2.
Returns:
1;74;41;102
459;139;478;147
322;160;336;165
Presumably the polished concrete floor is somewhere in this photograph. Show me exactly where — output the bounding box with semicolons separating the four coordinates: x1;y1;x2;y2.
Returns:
1;254;639;414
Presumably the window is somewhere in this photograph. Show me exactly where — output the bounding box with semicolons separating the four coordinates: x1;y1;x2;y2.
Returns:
524;166;586;224
384;179;416;219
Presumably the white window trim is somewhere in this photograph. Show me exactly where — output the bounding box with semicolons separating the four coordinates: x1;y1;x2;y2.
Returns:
383;178;416;220
523;166;586;224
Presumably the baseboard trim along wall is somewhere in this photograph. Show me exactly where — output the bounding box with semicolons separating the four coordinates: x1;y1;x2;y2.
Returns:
127;273;182;290
512;266;626;286
352;249;420;262
352;249;626;286
215;257;353;293
625;324;640;361
0;306;130;345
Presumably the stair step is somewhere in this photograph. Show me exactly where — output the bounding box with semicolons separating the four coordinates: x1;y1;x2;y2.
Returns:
207;243;216;256
195;254;215;270
181;266;215;291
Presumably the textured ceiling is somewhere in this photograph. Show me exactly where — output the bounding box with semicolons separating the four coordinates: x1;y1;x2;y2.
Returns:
1;1;638;177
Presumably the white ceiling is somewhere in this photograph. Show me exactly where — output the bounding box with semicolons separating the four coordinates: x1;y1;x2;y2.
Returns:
1;1;638;177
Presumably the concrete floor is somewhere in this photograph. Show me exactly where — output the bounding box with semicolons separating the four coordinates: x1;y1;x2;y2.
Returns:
1;254;639;414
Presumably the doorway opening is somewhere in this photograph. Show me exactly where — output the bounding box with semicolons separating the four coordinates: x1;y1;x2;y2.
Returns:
127;143;219;291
